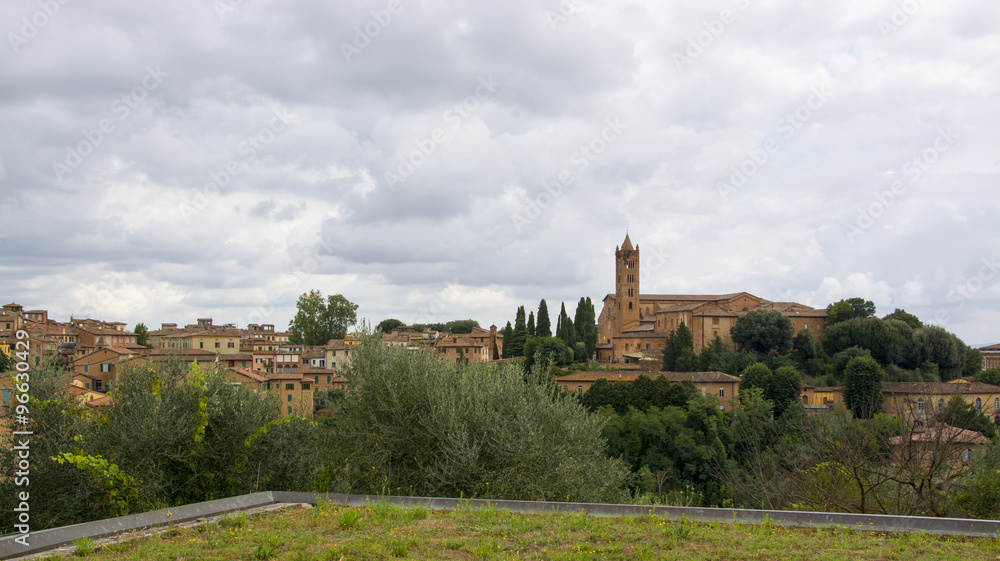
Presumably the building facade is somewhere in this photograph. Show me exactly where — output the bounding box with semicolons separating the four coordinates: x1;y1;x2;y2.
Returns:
596;234;827;363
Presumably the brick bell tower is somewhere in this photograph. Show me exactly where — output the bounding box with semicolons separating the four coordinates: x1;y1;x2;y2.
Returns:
615;233;640;332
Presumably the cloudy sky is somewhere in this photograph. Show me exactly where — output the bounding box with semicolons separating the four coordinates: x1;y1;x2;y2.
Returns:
1;0;997;345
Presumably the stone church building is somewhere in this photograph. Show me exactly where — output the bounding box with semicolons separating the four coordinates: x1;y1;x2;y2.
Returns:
596;234;827;363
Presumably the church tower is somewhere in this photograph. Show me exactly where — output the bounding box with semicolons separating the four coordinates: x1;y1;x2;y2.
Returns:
614;233;640;332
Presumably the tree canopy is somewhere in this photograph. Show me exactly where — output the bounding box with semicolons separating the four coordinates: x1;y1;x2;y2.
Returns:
826;298;877;325
376;318;404;333
288;290;358;345
731;309;794;354
843;355;884;419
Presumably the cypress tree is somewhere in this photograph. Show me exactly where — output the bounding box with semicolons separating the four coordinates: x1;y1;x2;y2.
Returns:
510;306;527;357
500;321;514;359
527;311;536;338
536;300;552;338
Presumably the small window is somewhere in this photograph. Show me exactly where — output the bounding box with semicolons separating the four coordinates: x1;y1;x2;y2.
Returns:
315;376;319;383
287;394;292;402
83;365;89;373
228;342;235;348
994;398;998;413
200;342;204;348
719;387;725;398
917;398;924;413
215;342;220;348
287;405;292;414
976;398;983;413
285;383;294;390
327;376;331;384
303;383;310;390
1;389;9;403
577;386;583;394
963;449;971;463
938;398;945;411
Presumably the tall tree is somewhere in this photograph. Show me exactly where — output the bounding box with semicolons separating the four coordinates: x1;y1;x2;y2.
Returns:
133;323;152;348
574;297;598;361
557;302;576;347
536;300;552;338
288;290;358;345
500;322;514;359
731;309;794;354
843;356;884;419
662;322;697;372
509;306;527;357
444;319;480;334
527;311;536;338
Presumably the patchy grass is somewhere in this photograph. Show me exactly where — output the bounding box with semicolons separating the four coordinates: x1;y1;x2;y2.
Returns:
39;501;1000;560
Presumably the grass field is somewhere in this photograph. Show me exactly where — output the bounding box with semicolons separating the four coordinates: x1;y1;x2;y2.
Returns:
44;500;1000;560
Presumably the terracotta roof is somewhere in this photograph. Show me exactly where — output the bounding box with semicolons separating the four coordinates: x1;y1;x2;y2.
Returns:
229;367;267;382
76;325;135;336
662;371;740;383
980;344;1000;351
325;339;349;350
883;382;1000;395
86;395;112;407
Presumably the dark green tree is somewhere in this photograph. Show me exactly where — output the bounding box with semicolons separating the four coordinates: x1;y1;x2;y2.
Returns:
0;350;12;372
792;329;817;362
492;340;500;361
574;297;598;361
523;337;571;372
445;319;480;334
938;395;997;439
738;363;773;400
698;335;730;372
826;297;877;325
843;356;884;419
536;300;552;338
964;346;984;378
527;311;536;338
500;322;514;359
376;318;404;333
731;309;794;354
882;308;923;329
509;306;527;357
769;366;803;418
662;322;696;371
975;368;1000;386
288;290;358;345
557;302;576;347
133;323;152;348
922;325;966;381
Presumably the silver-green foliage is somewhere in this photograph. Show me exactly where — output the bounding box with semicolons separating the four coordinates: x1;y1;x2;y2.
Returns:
321;334;630;503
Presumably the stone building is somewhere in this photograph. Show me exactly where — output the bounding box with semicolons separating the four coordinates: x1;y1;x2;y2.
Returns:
596;234;827;363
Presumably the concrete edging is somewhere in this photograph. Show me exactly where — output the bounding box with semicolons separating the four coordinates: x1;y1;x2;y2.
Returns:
4;491;999;559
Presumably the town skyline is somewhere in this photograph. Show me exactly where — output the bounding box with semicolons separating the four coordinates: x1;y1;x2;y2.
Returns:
1;2;996;347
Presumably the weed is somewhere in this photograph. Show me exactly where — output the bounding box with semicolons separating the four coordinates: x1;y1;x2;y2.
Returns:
390;540;409;557
73;536;95;557
253;534;282;560
338;509;362;529
635;543;655;560
219;511;247;528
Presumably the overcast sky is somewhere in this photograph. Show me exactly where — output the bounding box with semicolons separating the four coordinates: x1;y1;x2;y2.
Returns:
0;0;997;346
